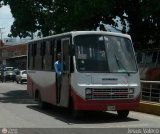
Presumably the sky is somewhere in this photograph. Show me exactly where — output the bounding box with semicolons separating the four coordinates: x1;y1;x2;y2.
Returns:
0;5;14;39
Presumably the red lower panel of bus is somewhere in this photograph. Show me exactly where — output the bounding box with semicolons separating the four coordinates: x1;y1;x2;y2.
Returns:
71;88;140;111
27;75;140;111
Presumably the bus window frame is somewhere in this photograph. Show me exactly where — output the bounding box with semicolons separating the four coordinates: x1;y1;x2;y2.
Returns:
61;38;70;73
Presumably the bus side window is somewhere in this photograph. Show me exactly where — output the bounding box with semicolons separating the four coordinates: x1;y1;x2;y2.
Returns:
50;40;55;70
50;40;55;55
40;41;46;56
54;39;61;70
56;40;61;53
32;43;37;69
157;51;160;66
41;41;46;70
28;44;31;69
152;51;158;64
62;39;70;72
42;40;53;71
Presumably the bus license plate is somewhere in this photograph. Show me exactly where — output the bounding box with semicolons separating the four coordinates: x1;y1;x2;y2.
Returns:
107;105;116;111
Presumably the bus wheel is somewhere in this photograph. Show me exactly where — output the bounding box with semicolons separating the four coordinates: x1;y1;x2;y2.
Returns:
117;110;129;119
72;110;83;120
69;99;83;119
38;93;47;109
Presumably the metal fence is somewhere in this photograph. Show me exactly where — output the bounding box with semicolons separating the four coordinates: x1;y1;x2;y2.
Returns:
141;80;160;103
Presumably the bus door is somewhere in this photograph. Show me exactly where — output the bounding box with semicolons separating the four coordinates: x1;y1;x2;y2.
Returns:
55;39;61;104
59;38;70;107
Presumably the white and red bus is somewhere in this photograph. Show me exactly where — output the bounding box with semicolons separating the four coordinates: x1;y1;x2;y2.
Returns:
27;31;140;118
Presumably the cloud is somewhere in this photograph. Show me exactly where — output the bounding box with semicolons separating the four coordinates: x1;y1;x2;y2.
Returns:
0;5;14;38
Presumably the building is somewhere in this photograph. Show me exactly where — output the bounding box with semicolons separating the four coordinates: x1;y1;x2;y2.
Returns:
0;41;27;69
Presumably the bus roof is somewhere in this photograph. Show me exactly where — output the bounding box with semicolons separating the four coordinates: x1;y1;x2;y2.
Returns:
28;31;131;43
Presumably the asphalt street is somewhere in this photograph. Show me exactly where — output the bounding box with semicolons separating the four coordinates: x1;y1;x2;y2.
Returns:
0;82;160;134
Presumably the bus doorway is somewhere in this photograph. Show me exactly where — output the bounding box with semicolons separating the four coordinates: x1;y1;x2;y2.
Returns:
59;38;70;107
55;38;70;107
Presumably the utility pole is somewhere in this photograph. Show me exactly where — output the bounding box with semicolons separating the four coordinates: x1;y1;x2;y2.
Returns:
0;27;5;48
0;27;5;41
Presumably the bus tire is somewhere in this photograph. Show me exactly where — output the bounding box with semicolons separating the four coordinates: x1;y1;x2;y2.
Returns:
69;98;83;119
38;93;47;109
72;110;83;120
117;110;129;119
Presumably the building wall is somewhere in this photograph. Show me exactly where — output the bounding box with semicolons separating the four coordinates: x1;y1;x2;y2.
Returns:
0;43;27;69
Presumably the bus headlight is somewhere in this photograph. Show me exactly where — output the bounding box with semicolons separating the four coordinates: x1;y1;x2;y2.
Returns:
86;88;92;99
128;88;134;94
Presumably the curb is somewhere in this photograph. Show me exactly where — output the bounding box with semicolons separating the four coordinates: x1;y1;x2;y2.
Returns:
134;101;160;116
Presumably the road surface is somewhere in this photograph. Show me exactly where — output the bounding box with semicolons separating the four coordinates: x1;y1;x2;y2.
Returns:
0;82;160;134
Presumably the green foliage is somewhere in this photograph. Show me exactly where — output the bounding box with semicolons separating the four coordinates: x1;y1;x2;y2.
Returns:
2;0;116;37
1;0;160;49
51;0;116;33
0;1;3;7
111;0;160;50
140;0;160;49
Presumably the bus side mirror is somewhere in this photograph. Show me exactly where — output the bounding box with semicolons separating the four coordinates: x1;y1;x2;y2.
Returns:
70;45;75;56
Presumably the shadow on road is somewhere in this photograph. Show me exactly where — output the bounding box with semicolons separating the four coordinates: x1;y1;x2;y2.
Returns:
0;90;37;104
27;105;139;124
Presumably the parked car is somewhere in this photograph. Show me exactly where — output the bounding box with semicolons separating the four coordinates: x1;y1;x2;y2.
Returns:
0;68;4;82
16;70;27;84
3;67;16;82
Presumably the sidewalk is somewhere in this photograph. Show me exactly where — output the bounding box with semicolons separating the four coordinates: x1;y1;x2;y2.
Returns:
134;101;160;116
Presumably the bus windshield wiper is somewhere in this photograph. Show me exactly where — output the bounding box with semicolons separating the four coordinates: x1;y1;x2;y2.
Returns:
114;54;130;76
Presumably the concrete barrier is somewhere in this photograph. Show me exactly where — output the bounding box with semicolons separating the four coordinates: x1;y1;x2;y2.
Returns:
134;101;160;116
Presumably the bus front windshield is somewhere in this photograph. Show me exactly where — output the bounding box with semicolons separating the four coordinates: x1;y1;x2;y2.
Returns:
74;35;137;73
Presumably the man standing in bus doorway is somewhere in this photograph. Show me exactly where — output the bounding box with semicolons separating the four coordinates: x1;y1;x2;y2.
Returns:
54;53;62;103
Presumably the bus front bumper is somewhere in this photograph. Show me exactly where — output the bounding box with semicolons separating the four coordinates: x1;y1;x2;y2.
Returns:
71;90;140;111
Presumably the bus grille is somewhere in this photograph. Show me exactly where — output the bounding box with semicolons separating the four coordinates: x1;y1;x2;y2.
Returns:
92;88;130;100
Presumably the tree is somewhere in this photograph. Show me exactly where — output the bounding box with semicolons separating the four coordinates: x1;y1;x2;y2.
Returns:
112;0;160;50
140;0;160;49
1;0;160;50
113;0;145;49
0;0;4;7
2;0;117;37
50;0;116;33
